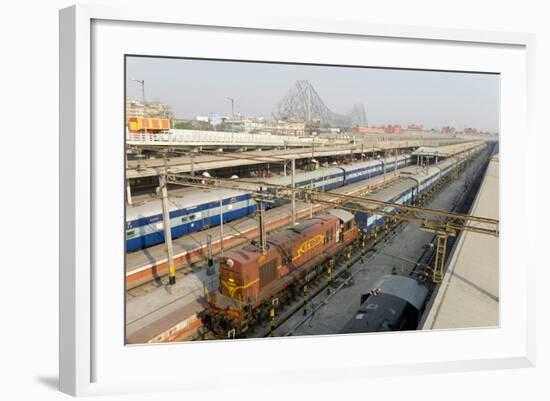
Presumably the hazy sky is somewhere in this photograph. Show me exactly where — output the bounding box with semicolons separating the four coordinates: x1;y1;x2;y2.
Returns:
126;56;500;132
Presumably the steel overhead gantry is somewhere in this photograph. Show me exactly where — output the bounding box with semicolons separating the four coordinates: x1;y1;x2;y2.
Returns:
167;164;498;232
165;162;499;283
165;172;499;236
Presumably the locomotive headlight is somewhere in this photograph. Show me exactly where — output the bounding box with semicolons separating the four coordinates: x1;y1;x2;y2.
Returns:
226;258;234;268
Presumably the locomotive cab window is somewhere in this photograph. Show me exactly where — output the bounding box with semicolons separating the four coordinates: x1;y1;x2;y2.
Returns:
283;254;291;265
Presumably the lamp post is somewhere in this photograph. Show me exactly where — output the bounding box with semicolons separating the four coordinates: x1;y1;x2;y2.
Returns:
226;97;235;117
159;174;176;285
291;158;296;227
126;79;147;205
132;78;147;135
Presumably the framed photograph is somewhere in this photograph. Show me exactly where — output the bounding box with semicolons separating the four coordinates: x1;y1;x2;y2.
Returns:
60;4;535;396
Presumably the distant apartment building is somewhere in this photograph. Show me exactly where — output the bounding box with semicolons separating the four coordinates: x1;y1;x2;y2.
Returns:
195;115;210;123
223;117;306;136
441;126;456;134
352;125;405;134
407;124;424;131
463;127;481;135
125;96;175;120
266;121;307;136
171;113;308;136
384;124;404;134
352;127;386;134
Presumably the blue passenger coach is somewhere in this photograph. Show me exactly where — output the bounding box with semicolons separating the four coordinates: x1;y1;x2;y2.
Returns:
125;155;414;252
341;155;411;185
126;188;256;251
353;155;469;235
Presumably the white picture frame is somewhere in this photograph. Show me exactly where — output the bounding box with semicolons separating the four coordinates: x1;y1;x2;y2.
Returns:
59;4;536;397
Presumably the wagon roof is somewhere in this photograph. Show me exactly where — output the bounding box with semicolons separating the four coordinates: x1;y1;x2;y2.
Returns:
126;187;247;221
326;208;355;223
371;275;428;311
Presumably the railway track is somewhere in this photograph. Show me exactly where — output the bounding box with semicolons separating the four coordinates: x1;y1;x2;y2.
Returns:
258;224;408;338
278;149;494;338
194;209;421;341
194;149;494;341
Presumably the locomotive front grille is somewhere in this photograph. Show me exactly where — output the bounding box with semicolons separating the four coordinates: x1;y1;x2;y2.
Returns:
259;259;277;289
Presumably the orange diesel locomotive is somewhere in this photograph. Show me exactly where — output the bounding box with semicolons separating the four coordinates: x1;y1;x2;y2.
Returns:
201;209;359;337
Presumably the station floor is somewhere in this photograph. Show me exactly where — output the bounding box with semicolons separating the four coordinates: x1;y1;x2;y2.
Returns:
421;155;499;330
125;266;214;344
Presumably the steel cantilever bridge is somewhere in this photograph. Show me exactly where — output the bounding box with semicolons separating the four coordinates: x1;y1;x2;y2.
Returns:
272;80;368;128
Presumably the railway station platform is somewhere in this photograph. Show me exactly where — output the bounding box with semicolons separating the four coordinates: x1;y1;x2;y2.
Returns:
127;137;475;179
412;140;486;158
126;267;211;344
421;155;499;329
